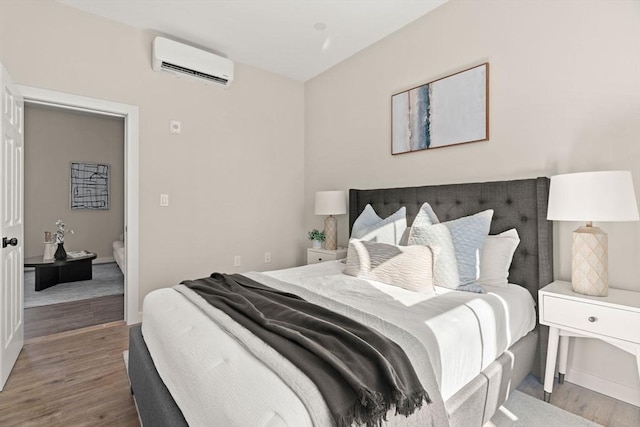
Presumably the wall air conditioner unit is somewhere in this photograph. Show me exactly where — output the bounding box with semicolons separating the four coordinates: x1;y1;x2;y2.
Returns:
152;37;234;88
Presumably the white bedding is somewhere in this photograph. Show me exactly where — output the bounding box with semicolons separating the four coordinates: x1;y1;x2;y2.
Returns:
141;261;536;427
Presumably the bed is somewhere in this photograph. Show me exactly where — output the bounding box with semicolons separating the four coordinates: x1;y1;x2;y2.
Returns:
128;177;553;427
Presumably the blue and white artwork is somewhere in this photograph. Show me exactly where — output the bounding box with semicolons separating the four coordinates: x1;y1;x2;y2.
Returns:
392;63;488;154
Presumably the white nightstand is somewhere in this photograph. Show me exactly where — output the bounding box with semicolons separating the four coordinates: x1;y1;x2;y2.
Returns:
539;280;640;402
306;247;347;265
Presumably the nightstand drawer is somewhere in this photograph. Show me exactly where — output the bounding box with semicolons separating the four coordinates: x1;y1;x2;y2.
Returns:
306;248;347;265
307;254;328;264
542;295;640;344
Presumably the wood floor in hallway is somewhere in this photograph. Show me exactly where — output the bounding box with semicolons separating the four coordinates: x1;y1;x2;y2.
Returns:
24;294;124;340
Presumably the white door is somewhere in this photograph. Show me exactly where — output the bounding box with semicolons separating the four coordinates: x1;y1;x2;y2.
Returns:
0;64;24;391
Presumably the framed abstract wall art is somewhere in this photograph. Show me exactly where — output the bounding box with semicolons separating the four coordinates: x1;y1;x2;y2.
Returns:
70;162;110;210
391;63;489;155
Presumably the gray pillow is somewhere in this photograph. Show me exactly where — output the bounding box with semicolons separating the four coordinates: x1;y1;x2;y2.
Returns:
344;239;436;293
409;209;493;287
351;205;407;245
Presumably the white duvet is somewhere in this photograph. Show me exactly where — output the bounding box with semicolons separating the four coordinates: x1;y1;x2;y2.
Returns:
141;261;536;427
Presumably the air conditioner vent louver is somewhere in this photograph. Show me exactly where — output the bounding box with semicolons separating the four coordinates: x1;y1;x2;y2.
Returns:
161;62;229;85
152;37;234;88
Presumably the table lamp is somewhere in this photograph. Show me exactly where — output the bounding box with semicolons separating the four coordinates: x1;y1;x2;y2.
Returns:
315;191;347;250
547;171;639;296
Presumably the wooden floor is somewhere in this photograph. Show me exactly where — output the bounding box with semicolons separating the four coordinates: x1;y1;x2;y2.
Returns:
25;294;124;340
517;374;640;427
1;320;638;426
0;324;139;426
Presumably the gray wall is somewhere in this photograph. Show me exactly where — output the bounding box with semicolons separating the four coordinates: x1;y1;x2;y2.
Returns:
24;104;124;261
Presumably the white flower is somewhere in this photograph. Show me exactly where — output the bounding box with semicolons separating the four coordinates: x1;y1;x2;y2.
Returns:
54;219;74;244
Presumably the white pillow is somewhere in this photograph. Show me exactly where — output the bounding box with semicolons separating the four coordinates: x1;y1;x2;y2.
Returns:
477;229;520;287
400;202;440;246
408;209;493;288
351;205;407;245
344;239;436;293
412;202;439;226
407;223;459;288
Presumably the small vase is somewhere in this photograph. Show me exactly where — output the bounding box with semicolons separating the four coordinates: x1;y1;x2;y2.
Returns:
312;240;322;249
54;242;67;260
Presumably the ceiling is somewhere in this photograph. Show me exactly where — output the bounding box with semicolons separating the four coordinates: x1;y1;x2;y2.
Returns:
57;0;448;82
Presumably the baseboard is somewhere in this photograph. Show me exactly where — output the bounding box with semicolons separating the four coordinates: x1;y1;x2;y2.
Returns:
566;367;640;406
126;311;143;326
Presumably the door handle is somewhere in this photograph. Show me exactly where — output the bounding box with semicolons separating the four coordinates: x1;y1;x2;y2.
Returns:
2;237;18;248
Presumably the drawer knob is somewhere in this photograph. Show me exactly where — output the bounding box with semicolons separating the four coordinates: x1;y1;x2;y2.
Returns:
588;316;597;323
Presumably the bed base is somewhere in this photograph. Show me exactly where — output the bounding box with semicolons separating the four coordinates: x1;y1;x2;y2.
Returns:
129;324;188;426
129;176;550;425
128;325;538;427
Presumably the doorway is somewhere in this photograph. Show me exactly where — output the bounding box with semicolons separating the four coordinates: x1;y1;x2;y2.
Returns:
23;104;125;338
17;85;140;328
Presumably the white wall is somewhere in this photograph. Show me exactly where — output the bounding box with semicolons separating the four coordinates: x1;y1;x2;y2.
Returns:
0;0;306;310
305;0;640;402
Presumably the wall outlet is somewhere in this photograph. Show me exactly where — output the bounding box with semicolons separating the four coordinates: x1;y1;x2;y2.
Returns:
160;194;169;206
264;252;271;263
233;255;241;267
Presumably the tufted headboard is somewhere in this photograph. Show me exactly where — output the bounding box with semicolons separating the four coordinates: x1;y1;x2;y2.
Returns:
348;177;553;305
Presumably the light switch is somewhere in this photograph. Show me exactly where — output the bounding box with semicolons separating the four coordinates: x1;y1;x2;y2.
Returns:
160;194;169;206
170;120;181;134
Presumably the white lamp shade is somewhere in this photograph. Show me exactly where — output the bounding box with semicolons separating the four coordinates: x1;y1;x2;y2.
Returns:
315;191;347;215
547;171;639;222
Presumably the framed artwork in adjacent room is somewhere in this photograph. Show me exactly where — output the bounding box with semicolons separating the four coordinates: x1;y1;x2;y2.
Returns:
392;63;489;155
70;162;110;210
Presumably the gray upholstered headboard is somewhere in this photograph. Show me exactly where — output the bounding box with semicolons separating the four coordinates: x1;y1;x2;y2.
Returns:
348;177;553;305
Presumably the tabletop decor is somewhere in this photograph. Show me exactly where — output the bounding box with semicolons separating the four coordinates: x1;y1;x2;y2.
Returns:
547;171;639;296
308;229;326;249
54;219;74;260
315;191;347;250
43;231;56;260
391;63;488;154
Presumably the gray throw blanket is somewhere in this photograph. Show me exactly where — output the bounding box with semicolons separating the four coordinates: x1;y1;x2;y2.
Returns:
182;272;431;427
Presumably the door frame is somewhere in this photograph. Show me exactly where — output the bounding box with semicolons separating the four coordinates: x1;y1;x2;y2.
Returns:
18;85;140;324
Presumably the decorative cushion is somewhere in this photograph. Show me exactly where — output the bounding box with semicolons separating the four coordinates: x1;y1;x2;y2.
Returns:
409;209;493;287
477;228;520;287
351;205;407;245
344;239;436;293
412;202;440;227
407;223;459;288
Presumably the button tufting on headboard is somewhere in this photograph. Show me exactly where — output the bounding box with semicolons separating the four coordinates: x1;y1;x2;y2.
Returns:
349;177;553;308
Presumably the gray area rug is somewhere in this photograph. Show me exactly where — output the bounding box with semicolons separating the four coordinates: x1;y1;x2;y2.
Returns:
24;262;124;308
489;390;603;427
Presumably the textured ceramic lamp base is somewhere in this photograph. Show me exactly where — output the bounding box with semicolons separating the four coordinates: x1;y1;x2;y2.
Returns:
324;215;338;250
572;226;608;297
